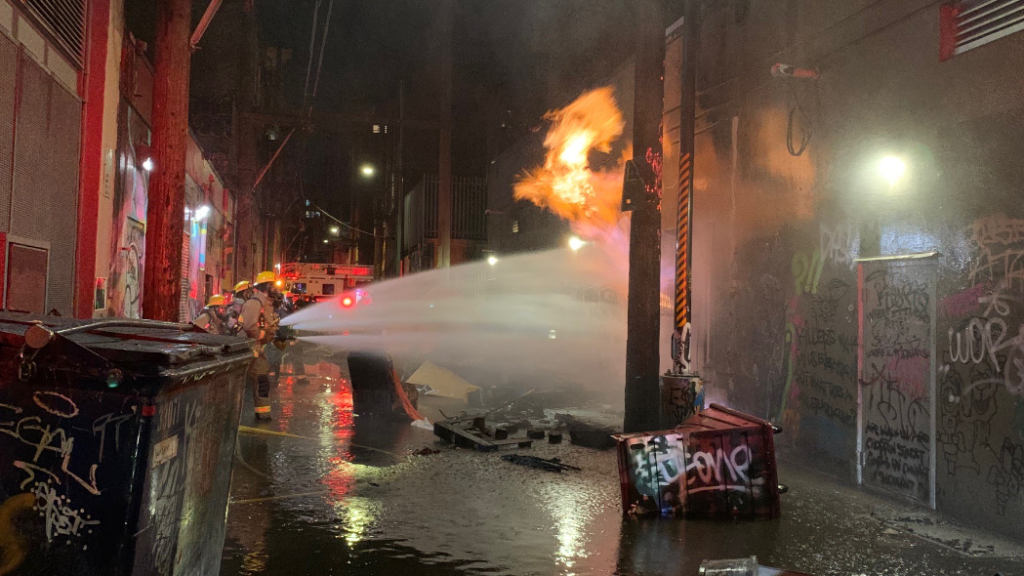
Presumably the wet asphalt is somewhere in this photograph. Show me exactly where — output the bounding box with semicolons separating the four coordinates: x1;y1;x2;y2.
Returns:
221;363;1024;576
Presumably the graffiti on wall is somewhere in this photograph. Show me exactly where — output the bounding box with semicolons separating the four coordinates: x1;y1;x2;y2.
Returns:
969;215;1024;292
107;104;149;318
858;260;935;504
938;216;1024;517
780;226;859;475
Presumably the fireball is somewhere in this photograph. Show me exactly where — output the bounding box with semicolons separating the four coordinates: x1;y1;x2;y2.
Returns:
514;87;627;228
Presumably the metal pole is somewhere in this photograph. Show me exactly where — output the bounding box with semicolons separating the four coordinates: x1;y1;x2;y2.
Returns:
672;0;700;375
624;0;665;433
190;0;224;48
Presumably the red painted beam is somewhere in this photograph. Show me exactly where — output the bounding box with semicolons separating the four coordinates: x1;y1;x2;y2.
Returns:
75;0;111;318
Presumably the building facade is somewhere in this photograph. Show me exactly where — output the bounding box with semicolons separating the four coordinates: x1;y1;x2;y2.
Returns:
0;0;241;321
680;0;1024;537
0;0;84;316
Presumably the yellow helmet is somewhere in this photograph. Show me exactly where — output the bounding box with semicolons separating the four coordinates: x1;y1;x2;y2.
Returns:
207;294;227;307
255;271;276;285
233;280;251;292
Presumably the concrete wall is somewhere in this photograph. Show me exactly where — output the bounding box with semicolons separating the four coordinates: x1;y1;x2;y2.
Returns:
683;0;1024;536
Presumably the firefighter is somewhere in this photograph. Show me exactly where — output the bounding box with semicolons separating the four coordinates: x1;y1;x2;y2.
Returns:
192;295;228;334
225;280;251;335
239;272;279;420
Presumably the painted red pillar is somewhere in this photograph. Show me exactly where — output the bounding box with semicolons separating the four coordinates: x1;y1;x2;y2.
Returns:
144;0;193;321
75;0;112;318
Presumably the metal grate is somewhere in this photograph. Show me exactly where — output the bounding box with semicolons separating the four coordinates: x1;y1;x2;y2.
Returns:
20;0;86;67
11;54;80;314
941;0;1024;60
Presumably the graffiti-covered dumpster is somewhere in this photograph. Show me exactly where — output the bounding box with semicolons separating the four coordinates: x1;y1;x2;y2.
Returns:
615;403;781;519
0;315;253;576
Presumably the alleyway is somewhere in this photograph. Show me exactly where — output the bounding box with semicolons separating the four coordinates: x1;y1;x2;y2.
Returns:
221;363;1023;576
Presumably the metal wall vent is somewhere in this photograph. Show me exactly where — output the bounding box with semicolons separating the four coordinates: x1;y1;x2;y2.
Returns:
20;0;86;67
941;0;1024;60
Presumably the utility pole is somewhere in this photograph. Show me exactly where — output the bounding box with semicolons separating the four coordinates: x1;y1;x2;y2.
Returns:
394;80;405;276
437;0;453;268
624;0;666;433
144;0;193;321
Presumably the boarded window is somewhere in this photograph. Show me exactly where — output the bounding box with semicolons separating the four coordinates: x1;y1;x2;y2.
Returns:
7;243;48;314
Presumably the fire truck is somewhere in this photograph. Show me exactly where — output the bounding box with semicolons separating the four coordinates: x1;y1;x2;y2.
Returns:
279;262;374;303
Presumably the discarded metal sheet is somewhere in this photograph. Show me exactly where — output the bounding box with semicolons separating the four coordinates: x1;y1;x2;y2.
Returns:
501;454;580;473
615;403;781;520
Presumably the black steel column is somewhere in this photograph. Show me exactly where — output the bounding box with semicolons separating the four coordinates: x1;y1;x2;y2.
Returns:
624;0;666;433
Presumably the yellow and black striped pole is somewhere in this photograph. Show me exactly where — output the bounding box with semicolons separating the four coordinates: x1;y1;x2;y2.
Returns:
672;0;700;375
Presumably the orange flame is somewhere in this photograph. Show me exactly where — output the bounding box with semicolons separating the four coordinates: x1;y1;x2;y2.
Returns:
514;87;627;228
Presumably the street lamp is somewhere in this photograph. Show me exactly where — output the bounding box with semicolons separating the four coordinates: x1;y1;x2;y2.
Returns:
323;239;329;244
878;156;907;188
361;165;375;177
330;226;340;235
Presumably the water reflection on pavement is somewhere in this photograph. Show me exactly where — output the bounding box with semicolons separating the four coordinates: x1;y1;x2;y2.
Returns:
221;364;1024;576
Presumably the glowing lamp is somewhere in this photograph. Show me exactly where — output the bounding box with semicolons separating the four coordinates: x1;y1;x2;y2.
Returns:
878;156;907;188
568;236;585;251
341;296;354;308
487;255;498;266
361;165;375;177
142;158;154;171
193;205;211;221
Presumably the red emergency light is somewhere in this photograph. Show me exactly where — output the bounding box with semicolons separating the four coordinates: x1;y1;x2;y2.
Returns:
340;295;354;308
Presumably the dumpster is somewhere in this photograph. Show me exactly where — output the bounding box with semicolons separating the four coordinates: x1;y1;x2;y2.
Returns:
615;403;781;519
0;315;253;576
347;350;420;420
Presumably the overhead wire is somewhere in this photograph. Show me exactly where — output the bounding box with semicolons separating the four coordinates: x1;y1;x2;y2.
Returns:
312;202;383;239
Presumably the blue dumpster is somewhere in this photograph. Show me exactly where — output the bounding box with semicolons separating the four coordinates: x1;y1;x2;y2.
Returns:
0;315;252;576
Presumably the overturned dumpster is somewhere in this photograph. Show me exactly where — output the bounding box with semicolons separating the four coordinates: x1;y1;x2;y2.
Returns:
615;403;781;520
0;315;253;576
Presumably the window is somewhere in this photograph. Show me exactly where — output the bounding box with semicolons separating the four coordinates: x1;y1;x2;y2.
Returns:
322;283;335;295
512;219;519;234
940;0;1024;61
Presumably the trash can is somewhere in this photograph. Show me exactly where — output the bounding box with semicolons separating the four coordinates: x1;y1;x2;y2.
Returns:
615;403;782;520
0;315;253;576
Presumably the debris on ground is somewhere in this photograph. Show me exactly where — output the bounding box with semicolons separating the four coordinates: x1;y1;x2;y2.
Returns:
434;415;534;452
500;454;581;473
411;447;441;456
699;556;811;576
407;361;482;405
555;413;617;449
